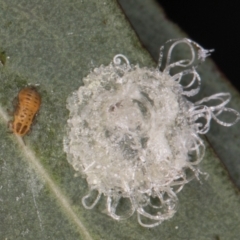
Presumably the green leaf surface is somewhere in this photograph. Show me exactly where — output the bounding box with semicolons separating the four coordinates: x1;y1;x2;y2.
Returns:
0;0;239;239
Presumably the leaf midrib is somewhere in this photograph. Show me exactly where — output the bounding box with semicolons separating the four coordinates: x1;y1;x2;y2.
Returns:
0;104;93;240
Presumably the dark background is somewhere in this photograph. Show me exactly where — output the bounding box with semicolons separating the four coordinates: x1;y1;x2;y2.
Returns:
157;1;240;93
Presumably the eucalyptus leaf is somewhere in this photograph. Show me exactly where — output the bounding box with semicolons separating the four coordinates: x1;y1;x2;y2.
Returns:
0;0;240;239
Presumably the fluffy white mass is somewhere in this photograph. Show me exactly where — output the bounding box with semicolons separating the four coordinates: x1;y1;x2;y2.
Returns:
63;39;240;227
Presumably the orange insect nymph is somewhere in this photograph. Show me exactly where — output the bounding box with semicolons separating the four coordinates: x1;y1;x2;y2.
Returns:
9;86;41;136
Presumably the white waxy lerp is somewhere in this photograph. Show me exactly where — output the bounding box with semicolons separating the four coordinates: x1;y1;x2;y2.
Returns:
63;38;240;227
